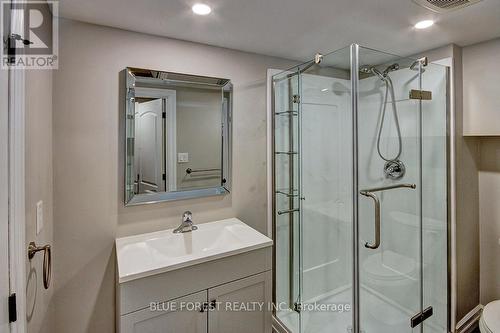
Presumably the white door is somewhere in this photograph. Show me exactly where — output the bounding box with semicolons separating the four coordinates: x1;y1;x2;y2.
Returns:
120;291;207;333
208;271;272;333
135;99;165;193
0;47;11;333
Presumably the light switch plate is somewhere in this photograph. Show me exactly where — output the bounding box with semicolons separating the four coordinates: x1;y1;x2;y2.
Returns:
36;200;43;235
178;153;189;163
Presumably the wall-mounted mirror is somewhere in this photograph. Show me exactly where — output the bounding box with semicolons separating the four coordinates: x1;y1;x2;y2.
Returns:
124;67;232;205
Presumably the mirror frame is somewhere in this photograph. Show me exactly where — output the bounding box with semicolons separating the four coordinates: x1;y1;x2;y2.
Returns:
124;67;232;206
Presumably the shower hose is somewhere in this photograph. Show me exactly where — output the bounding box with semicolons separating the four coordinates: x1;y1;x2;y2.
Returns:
376;76;402;162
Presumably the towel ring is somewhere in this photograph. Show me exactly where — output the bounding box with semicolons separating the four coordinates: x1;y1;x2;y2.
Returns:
28;242;52;289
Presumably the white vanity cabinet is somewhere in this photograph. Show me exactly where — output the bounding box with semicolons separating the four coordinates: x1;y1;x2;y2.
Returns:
118;259;272;333
121;271;272;333
115;218;273;333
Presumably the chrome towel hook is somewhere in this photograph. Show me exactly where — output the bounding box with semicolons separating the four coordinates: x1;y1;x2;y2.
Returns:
28;242;52;289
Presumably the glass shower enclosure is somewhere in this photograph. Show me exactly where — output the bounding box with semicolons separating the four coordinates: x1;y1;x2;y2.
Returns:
272;44;449;333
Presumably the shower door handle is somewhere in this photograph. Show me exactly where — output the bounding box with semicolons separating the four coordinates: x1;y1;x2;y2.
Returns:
360;183;416;250
359;191;381;249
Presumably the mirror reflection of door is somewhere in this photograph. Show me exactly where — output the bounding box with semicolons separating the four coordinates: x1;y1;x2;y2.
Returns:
135;98;165;193
124;68;232;205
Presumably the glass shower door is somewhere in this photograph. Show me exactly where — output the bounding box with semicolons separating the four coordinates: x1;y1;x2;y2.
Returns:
356;47;425;333
297;47;354;333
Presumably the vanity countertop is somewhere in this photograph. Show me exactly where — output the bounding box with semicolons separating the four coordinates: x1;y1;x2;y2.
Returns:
115;218;273;283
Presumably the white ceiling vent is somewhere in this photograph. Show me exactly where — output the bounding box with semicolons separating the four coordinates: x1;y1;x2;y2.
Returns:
412;0;483;13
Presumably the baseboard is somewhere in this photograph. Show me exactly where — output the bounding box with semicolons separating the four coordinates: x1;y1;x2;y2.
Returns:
455;304;483;333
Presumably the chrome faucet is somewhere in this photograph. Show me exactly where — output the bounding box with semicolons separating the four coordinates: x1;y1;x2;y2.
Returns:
173;211;198;233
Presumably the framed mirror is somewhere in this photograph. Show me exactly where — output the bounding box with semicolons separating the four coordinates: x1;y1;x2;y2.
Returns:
124;67;232;205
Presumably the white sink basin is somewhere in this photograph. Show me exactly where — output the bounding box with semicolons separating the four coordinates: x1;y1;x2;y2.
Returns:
116;218;273;283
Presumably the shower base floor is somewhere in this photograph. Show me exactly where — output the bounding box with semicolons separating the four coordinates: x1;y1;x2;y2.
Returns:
277;288;444;333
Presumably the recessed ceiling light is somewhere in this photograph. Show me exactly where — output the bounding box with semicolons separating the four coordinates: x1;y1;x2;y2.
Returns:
192;3;211;15
414;20;434;29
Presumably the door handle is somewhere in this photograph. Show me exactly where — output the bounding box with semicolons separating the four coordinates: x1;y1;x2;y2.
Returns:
359;191;381;249
28;242;51;289
360;183;416;250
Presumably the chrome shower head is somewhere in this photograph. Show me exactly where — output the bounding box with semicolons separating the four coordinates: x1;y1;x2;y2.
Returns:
410;57;427;73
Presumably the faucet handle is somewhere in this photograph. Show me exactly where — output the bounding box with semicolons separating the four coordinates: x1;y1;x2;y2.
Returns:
182;211;192;222
174;211;196;233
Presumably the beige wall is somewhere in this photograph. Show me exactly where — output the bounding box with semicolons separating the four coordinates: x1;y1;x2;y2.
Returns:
52;19;296;333
175;88;222;189
452;45;482;321
478;138;500;305
24;2;55;332
462;38;500;307
25;68;55;332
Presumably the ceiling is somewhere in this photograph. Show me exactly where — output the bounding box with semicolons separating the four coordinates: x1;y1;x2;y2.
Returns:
58;0;500;61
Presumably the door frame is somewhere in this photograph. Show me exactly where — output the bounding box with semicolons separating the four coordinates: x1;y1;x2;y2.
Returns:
1;2;28;331
0;41;10;333
134;87;177;192
8;57;27;333
135;98;166;193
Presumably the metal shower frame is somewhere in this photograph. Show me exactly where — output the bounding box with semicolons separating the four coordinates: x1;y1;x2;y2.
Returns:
270;43;452;333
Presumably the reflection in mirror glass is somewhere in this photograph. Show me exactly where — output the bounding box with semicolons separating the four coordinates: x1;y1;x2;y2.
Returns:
124;68;232;205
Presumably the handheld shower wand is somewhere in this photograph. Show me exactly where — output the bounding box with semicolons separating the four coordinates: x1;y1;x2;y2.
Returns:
360;63;405;179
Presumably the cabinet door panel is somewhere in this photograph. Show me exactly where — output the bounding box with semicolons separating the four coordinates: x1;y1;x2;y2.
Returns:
208;271;272;333
121;290;207;333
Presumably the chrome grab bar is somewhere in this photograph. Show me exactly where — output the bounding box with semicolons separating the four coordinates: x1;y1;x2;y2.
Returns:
186;167;221;174
359;183;416;249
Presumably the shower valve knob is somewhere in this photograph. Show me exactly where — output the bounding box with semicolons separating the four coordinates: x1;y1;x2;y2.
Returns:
384;160;405;180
